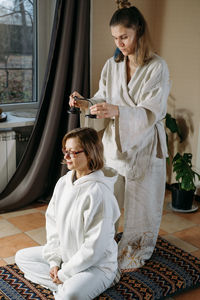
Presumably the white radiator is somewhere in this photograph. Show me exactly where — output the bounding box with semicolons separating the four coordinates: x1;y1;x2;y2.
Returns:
0;130;16;193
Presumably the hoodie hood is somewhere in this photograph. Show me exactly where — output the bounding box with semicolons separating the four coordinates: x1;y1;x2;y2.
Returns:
68;167;118;193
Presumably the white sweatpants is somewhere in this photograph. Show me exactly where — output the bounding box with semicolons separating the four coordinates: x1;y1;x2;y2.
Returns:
15;246;116;300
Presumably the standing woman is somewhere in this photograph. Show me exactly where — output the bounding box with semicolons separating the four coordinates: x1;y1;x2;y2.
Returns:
16;127;120;299
69;6;170;270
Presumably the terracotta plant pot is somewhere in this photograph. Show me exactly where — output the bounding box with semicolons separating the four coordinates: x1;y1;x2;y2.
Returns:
171;183;194;210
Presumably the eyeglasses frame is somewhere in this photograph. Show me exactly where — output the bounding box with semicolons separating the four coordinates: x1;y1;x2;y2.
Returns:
62;149;85;158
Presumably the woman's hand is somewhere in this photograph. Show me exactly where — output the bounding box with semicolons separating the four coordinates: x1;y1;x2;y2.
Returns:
53;277;63;284
90;103;119;119
69;91;89;111
50;266;63;285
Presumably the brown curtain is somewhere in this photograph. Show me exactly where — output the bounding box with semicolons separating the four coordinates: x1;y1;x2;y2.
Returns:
0;0;90;212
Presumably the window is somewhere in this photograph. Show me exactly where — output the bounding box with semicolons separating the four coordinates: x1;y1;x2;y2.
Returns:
0;0;56;111
0;0;37;106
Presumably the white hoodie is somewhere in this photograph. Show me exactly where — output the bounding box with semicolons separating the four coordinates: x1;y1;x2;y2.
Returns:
42;168;120;283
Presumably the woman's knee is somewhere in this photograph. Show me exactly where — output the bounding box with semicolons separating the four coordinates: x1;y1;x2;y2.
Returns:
15;248;25;265
15;246;41;266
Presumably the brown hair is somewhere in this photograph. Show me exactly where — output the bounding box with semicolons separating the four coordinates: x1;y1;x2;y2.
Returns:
62;127;104;171
110;6;153;65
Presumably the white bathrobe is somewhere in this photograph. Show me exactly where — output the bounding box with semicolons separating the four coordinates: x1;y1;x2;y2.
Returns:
83;54;170;269
15;169;120;300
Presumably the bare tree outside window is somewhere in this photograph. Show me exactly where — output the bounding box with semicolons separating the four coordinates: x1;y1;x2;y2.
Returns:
0;0;36;104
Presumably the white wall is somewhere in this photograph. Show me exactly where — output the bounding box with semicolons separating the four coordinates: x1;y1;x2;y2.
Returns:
153;0;200;181
90;0;116;94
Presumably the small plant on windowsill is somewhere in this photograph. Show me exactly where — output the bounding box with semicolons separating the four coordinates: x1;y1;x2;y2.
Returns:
165;113;200;211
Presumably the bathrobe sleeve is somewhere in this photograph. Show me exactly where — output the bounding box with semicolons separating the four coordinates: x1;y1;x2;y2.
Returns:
57;185;119;282
42;181;62;268
117;59;170;153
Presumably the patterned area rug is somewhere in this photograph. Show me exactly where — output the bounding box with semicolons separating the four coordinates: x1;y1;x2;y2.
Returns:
0;235;200;299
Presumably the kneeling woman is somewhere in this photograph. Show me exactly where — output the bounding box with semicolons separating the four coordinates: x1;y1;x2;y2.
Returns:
15;127;120;300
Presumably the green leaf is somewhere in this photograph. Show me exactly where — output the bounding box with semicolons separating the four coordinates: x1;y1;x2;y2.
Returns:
166;156;170;165
172;152;200;191
165;114;183;142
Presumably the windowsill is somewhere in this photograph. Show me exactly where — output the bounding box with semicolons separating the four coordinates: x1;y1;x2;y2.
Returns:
0;111;36;129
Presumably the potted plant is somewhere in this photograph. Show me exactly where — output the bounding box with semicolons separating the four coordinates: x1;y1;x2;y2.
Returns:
165;113;200;211
171;152;200;210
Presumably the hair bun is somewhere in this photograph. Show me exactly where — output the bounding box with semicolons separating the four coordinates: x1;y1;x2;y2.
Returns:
115;0;131;9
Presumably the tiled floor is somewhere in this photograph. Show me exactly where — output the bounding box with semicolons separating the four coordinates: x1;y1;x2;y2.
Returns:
0;203;47;266
0;190;200;299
